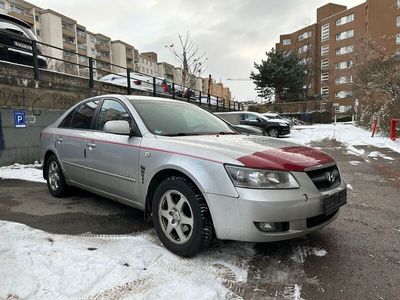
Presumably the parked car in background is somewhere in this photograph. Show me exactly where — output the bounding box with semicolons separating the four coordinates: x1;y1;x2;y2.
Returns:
100;72;162;93
40;95;346;257
262;112;294;127
231;124;266;136
0;13;47;68
200;96;224;107
216;111;290;137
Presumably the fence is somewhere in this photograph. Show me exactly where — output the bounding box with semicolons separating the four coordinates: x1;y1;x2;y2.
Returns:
0;30;241;111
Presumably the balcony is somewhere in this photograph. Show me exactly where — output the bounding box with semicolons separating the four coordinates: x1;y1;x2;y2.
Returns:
62;26;76;38
8;10;34;26
78;48;87;56
95;43;110;52
126;50;134;59
96;54;110;63
63;41;76;52
77;33;86;44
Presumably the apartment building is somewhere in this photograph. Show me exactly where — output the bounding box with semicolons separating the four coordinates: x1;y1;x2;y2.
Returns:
276;0;400;114
111;40;135;73
157;62;175;81
0;0;236;98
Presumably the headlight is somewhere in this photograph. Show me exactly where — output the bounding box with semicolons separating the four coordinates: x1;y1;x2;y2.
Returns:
225;165;299;189
279;122;288;127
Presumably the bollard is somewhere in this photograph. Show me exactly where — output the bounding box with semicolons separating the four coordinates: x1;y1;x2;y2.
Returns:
371;118;378;137
390;119;399;141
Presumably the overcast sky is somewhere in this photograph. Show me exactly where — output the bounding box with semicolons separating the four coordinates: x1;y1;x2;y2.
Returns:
31;0;364;101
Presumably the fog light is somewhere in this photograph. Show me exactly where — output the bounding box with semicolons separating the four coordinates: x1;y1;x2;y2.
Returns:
254;222;290;233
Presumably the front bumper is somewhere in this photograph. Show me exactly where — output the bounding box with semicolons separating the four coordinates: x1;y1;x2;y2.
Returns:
204;171;346;242
279;126;290;136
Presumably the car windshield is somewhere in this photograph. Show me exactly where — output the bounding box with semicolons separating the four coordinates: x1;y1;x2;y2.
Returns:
130;100;236;136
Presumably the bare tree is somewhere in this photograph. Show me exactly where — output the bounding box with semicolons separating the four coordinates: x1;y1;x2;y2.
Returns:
165;32;207;90
353;37;400;133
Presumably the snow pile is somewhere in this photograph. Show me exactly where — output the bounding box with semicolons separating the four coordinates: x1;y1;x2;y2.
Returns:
0;221;254;300
290;245;328;264
367;151;394;160
286;123;400;154
0;162;45;183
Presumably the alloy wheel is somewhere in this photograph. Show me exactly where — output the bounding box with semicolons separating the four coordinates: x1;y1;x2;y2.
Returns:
158;190;194;244
48;161;60;191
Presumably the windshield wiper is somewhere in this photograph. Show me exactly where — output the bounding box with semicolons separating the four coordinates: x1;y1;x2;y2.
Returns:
216;132;237;135
163;133;203;137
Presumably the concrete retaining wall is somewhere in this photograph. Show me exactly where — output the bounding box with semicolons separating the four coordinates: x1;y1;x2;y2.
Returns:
0;61;230;166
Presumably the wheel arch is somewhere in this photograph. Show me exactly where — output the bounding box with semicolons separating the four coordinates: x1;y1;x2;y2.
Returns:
43;150;56;179
144;168;210;222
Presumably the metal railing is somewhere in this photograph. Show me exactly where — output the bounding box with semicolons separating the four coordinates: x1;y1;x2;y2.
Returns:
0;29;241;111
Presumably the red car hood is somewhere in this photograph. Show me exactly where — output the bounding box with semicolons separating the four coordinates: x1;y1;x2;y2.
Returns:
156;135;335;172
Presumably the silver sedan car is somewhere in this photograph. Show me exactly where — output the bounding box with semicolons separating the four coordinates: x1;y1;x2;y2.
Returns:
40;95;347;256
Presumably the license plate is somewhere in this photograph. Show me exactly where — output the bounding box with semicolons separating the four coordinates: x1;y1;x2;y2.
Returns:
323;189;347;214
14;41;33;51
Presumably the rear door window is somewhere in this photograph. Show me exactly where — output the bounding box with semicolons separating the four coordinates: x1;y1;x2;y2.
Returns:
67;100;99;129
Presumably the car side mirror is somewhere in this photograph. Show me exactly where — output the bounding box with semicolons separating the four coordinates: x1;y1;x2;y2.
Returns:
104;120;131;135
256;118;261;123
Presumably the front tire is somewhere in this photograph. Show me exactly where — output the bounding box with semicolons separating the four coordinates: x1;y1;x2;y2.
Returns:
267;127;279;138
152;176;214;257
46;155;68;197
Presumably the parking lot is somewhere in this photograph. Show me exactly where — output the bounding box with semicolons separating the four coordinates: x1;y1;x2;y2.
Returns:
1;137;399;299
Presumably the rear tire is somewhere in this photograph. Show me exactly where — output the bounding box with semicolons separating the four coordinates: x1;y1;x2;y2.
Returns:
267;127;280;138
46;155;69;197
152;176;214;257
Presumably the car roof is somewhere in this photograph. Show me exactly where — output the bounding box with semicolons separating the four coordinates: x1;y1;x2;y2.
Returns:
125;95;192;104
0;13;31;29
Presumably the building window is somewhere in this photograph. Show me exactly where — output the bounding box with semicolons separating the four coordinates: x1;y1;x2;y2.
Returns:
335;91;353;99
321;44;329;56
396;34;400;44
396;49;400;59
335;60;353;70
321;23;329;42
335;75;353;85
336;14;355;26
79;56;87;63
298;44;309;54
321;86;329;97
0;1;4;9
298;31;312;41
10;4;25;14
283;39;291;45
336;29;354;41
321;73;329;82
36;29;41;37
398;0;400;8
336;45;353;55
35;15;39;22
321;59;329;70
397;16;400;27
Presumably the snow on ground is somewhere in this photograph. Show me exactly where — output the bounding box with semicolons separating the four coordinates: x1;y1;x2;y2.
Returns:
0;221;254;300
0;162;45;183
285;123;400;155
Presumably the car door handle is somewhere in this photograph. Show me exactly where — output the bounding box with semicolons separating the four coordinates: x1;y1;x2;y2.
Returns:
86;142;96;148
56;137;63;143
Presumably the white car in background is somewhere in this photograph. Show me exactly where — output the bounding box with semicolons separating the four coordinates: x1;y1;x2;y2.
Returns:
100;72;164;93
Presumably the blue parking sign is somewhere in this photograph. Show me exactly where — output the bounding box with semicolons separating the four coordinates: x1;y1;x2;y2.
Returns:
14;111;26;128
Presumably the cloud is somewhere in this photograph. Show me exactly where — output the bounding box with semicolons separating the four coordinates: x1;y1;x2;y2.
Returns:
30;0;365;100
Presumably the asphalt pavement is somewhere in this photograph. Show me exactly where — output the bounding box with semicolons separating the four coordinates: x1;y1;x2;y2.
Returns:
0;139;399;299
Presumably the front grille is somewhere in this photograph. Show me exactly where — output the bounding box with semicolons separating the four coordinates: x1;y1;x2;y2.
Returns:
306;209;338;228
306;164;341;192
